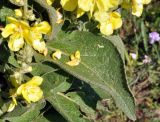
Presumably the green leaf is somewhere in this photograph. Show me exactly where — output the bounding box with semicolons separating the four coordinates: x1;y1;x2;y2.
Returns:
8;52;20;68
0;6;14;22
1;101;45;122
31;62;92;122
31;108;67;122
141;20;148;52
46;31;136;120
106;35;126;62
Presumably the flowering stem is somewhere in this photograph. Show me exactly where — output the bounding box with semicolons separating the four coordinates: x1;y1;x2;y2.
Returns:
23;0;28;19
33;0;58;40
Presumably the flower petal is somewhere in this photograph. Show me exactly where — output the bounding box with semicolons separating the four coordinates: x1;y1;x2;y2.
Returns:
110;12;122;29
52;50;62;60
32;40;47;55
8;33;24;51
21;85;43;103
60;0;77;11
66;59;80;66
33;21;51;34
7;101;16;112
1;23;17;38
27;76;43;86
16;84;24;95
77;8;85;18
78;0;93;11
100;22;113;36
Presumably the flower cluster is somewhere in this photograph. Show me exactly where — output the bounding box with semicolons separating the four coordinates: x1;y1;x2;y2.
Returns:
48;0;151;36
1;16;51;55
8;76;43;112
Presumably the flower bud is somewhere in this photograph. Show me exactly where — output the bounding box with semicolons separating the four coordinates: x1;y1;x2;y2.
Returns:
10;72;23;87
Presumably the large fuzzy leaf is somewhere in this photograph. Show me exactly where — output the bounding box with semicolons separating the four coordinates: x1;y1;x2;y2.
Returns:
46;31;136;120
32;62;91;122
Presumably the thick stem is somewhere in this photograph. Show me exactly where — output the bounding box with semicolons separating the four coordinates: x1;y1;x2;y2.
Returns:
23;0;28;19
33;0;58;40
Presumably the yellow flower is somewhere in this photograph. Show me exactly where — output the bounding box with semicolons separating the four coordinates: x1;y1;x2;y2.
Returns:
132;0;151;17
52;50;62;60
66;50;81;66
61;0;78;11
132;0;143;17
60;0;121;18
1;17;51;53
14;9;23;17
60;0;122;35
16;76;43;103
32;40;48;56
24;21;51;55
1;17;29;51
95;11;122;36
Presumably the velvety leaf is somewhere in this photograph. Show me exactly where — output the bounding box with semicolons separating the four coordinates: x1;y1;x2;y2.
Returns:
1;101;45;122
106;35;126;62
46;31;136;120
31;62;92;122
0;6;14;22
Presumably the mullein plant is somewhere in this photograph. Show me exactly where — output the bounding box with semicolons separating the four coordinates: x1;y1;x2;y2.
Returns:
48;0;151;35
0;0;152;121
0;1;50;111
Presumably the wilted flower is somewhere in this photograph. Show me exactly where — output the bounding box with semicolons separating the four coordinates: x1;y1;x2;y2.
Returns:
66;50;81;66
149;32;160;44
52;50;62;60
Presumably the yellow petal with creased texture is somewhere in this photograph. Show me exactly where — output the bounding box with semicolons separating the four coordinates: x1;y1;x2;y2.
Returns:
52;50;62;60
100;22;113;36
77;8;85;18
94;11;109;23
1;23;17;38
8;33;24;51
110;12;122;29
33;21;51;34
22;84;43;103
66;59;80;66
27;76;43;86
32;40;47;55
61;0;77;11
78;0;93;11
